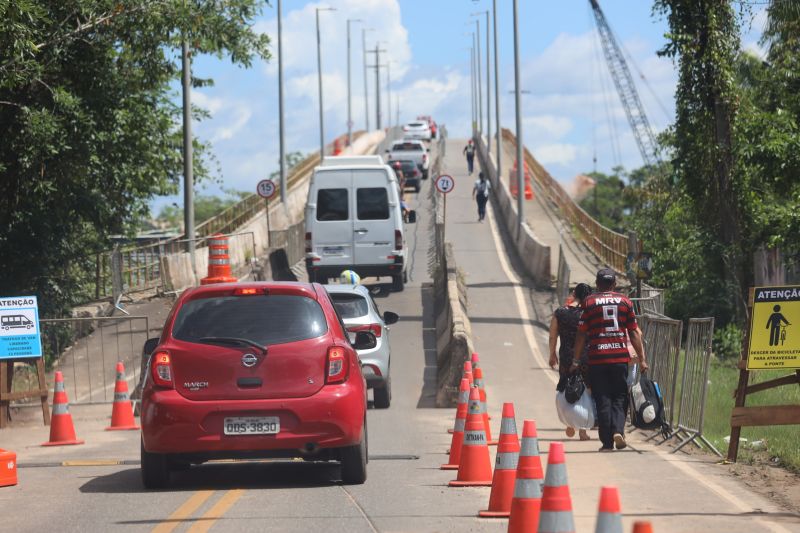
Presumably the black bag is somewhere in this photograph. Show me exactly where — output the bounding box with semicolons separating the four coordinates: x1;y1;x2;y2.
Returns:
564;373;585;404
629;374;670;437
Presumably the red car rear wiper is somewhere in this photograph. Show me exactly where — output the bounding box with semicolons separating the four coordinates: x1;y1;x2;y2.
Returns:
197;337;266;355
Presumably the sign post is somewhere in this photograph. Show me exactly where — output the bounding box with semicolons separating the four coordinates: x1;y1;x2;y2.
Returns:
257;179;277;249
728;285;800;462
435;174;455;245
0;296;49;427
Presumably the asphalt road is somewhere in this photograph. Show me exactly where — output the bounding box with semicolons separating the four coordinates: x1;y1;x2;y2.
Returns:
1;138;798;533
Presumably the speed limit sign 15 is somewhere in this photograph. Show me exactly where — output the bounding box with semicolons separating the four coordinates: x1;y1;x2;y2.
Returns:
256;179;276;199
435;175;455;194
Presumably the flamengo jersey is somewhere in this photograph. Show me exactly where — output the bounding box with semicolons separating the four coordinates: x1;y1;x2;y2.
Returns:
578;291;638;365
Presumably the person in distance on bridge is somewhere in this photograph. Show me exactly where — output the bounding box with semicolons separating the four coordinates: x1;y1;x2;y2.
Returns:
463;139;476;175
472;172;491;222
572;268;648;452
549;282;593;441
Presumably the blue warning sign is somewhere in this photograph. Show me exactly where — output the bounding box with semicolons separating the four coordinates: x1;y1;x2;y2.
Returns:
0;296;42;359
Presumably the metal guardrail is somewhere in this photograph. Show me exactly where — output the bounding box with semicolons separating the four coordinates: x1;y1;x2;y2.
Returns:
639;315;683;430
501;128;628;273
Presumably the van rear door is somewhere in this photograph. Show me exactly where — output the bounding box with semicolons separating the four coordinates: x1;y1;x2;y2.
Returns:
352;169;396;266
313;172;353;265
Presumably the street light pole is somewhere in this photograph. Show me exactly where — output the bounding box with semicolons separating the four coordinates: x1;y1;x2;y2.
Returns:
316;7;335;158
386;60;393;129
472;11;491;151
493;0;502;180
470;46;476;134
347;19;361;145
473;21;482;134
277;0;286;203
512;0;524;235
181;39;195;272
362;28;373;131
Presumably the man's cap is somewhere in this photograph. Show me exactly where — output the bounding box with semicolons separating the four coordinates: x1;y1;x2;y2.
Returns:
596;268;616;284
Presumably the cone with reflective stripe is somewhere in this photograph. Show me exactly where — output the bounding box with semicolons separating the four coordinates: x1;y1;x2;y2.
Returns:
42;372;84;446
472;352;491;420
471;352;481;371
106;362;139;430
537;441;574;533
479;402;520;518
473;367;495;444
448;361;473;434
441;378;469;470
449;387;493;486
200;233;237;285
507;419;545;532
632;522;654;533
594;486;623;533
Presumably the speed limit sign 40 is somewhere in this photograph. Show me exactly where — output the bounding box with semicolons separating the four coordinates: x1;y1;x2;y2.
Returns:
435;175;455;194
257;179;276;199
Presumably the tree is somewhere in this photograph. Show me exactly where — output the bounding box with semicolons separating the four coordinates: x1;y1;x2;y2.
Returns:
579;169;630;232
0;1;269;317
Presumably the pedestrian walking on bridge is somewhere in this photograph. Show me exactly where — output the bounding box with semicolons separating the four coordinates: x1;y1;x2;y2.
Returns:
463;139;476;175
572;268;648;452
472;172;491;222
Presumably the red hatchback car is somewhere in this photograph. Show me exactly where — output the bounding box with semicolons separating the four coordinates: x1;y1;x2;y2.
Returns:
140;282;372;488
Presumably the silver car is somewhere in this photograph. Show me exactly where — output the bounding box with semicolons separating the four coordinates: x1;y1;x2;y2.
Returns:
326;284;398;408
402;120;432;141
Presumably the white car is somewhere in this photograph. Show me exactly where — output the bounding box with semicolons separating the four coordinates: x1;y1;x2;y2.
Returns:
385;139;430;180
402;121;432;141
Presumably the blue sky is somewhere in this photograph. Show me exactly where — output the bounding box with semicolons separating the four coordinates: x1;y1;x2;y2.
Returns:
154;0;767;215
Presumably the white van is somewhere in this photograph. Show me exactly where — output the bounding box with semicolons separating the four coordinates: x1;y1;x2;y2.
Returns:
305;156;416;291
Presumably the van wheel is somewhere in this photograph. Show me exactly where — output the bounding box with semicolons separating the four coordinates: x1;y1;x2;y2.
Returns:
373;376;391;409
341;425;367;484
392;274;404;292
141;439;170;489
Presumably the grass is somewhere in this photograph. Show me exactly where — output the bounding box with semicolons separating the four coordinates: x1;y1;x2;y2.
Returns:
699;358;800;472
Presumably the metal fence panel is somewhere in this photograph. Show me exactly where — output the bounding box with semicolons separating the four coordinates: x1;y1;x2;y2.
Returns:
556;244;571;305
673;317;721;456
639;315;683;429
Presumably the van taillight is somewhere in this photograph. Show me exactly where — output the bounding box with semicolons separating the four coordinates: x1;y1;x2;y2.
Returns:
326;346;348;384
151;351;174;389
395;230;402;250
305;232;312;253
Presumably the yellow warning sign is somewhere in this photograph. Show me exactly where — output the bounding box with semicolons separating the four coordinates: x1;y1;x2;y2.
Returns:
747;285;800;370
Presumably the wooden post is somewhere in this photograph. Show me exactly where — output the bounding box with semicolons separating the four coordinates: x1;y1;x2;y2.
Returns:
727;289;753;462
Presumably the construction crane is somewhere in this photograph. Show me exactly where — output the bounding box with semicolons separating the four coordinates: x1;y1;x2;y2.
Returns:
589;0;660;167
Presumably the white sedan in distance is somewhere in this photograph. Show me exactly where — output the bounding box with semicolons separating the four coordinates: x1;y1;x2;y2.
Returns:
402;120;432;141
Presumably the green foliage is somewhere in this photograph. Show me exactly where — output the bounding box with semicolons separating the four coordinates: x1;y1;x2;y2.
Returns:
712;322;744;360
579;168;629;232
0;1;270;317
156;191;248;229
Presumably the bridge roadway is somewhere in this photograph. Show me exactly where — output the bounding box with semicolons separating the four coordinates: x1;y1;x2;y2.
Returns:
1;138;798;533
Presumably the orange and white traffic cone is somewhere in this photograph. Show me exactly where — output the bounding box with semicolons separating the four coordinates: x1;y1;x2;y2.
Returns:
448;361;473;435
449;387;493;487
632;522;654;533
473;367;495;444
507;420;545;532
106;362;139;431
471;352;481;372
442;378;470;470
42;371;84;446
595;486;623;533
537;441;574;533
479;402;520;518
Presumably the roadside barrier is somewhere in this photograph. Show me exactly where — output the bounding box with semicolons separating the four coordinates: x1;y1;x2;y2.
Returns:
474;367;495;444
0;449;17;487
200;233;238;285
507;420;544;532
449;387;493;487
638;315;683;431
537;442;575;533
556;245;571;306
42;372;84;447
442;378;469;470
671;318;721;456
595;486;623;533
105;362;139;431
479;403;520;518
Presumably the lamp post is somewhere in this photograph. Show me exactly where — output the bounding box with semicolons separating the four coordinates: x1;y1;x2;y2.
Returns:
512;0;524;235
492;0;501;180
362;28;373;131
347;18;362;145
181;39;195;271
277;0;286;203
316;6;336;158
469;46;476;134
468;20;482;134
472;11;490;151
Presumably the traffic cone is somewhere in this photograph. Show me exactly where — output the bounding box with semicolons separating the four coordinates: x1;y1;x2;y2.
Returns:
441;378;469;470
448;361;473;434
106;362;139;431
507;420;545;532
595;486;623;533
474;367;494;444
42;371;84;446
479;402;520;518
449;387;493;487
471;352;481;371
537;441;574;533
200;233;238;285
632;522;654;533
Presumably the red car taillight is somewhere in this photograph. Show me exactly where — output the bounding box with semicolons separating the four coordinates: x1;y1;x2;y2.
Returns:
151;351;174;389
326;346;349;384
305;232;312;253
394;230;403;250
347;324;382;338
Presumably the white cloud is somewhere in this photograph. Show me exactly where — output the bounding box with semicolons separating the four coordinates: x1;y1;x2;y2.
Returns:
522;115;573;142
532;143;579;166
193;91;224;115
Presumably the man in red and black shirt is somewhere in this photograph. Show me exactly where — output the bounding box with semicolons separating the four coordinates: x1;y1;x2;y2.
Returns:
572;268;648;451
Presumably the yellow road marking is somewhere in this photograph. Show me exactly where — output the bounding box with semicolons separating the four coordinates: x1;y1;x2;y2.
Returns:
152;490;214;533
62;460;122;467
186;489;245;533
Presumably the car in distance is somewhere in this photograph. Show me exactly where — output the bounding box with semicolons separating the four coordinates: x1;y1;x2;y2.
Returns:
417;115;437;139
402;120;432;141
390;159;422;192
139;282;374;488
326;284;398;408
385;139;430;180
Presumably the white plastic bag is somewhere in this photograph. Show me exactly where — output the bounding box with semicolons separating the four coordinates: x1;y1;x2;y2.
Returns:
556;388;595;430
627;363;638;387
